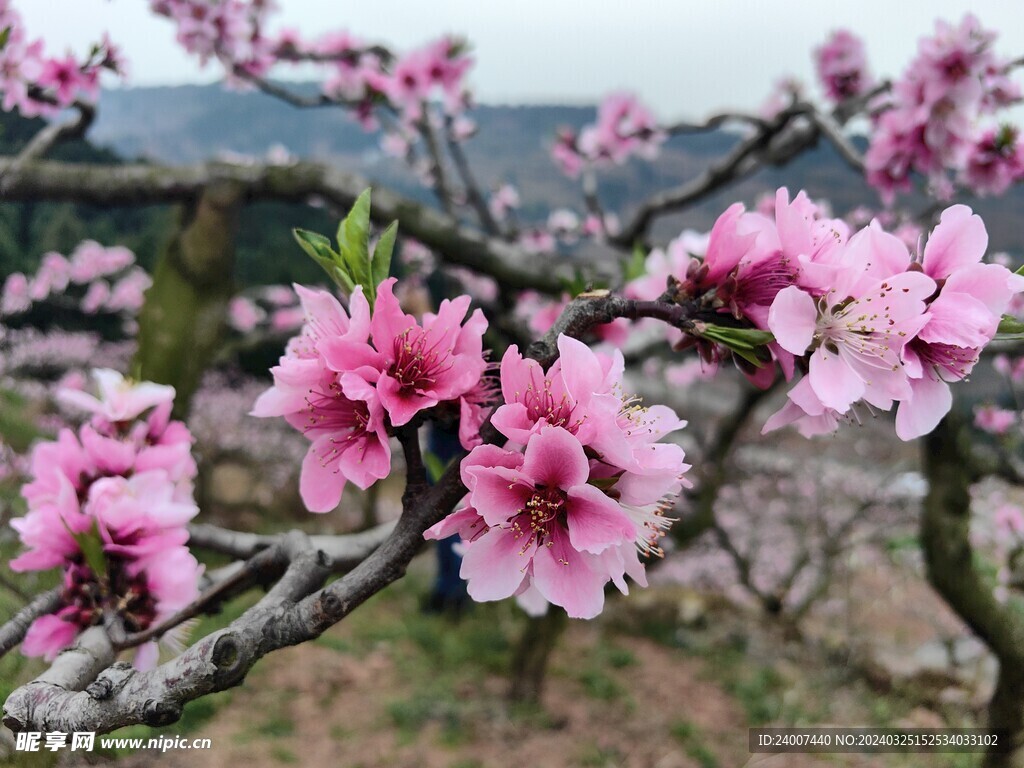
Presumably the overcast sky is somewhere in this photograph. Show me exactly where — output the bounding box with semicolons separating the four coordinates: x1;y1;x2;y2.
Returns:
18;0;1024;120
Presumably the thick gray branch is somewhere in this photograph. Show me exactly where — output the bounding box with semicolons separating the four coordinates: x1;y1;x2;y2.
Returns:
187;521;397;570
0;158;568;294
3;533;331;734
2;292;694;735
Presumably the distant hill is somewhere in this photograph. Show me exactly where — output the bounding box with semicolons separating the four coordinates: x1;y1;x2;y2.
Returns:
0;82;1018;282
89;83;1024;254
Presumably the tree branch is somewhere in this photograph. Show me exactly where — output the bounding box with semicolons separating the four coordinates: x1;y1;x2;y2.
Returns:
187;521;396;569
921;416;1024;664
662;111;768;136
673;382;778;545
0;157;570;294
613;87;877;247
397;427;428;511
2;291;702;734
416;112;457;217
444;116;501;236
0;101;95;192
0;588;63;659
611;108;796;246
232;69;339;109
807;110;865;172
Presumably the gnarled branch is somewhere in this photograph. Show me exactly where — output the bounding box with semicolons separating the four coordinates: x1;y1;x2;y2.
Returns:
2;290;699;734
0;157;570;294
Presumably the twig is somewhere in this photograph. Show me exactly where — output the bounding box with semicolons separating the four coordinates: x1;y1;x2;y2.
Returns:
662;111;768;135
416;110;457;217
0;587;62;658
397;426;429;511
0;101;95;192
233;68;339;109
806;109;864;172
611;107;799;246
116;546;285;650
187;521;396;570
0;572;29;603
444;115;501;235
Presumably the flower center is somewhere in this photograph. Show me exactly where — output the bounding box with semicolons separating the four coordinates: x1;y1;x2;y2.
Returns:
61;553;157;634
390;328;453;393
523;379;581;432
813;288;903;367
509;486;567;554
304;378;371;436
910;338;978;380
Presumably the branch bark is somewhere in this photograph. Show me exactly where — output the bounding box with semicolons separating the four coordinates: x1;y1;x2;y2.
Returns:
921;416;1024;768
612;98;868;247
0;588;62;659
0;157;569;294
186;521;396;569
1;291;702;734
673;382;778;546
0;101;96;193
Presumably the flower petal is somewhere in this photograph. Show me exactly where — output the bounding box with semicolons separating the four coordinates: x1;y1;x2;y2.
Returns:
895;372;952;441
768;286;817;355
566;485;635;554
299;437;346;513
460;527;531;602
531;527;606;619
520;426;590;490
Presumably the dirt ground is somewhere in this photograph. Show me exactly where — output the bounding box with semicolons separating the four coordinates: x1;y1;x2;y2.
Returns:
105;554;986;768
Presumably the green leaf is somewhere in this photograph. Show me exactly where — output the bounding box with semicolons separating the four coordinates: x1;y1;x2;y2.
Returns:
371;220;398;289
293;228;354;293
697;323;775;367
63;519;107;582
422;450;449;484
1014;264;1024;277
336;189;373;295
0;27;11;52
996;314;1024;341
294;190;386;301
623;246;647;283
560;268;606;296
728;346;766;367
587;475;621;491
293;227;333;258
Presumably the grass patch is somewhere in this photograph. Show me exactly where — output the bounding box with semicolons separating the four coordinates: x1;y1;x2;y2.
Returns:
0;387;47;451
605;646;637;669
329;724;352;741
578;744;625;766
670;720;719;768
262;712;296;738
730;665;786;725
270;746;298;763
387;688;471;746
577;667;624;701
5;752;60;768
314;633;353;654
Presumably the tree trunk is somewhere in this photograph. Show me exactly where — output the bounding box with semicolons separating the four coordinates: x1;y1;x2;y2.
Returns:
987;666;1024;768
508;609;567;705
134;182;242;416
921;416;1024;768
